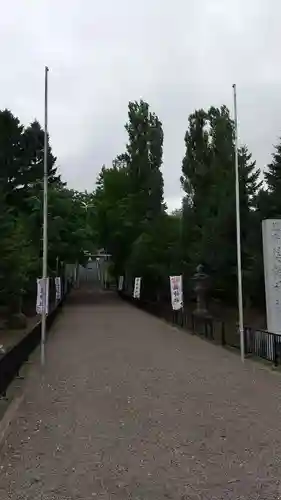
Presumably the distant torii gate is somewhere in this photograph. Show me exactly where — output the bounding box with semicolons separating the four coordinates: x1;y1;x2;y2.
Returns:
78;252;112;288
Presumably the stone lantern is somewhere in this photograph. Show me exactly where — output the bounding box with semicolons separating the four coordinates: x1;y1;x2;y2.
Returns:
192;264;210;316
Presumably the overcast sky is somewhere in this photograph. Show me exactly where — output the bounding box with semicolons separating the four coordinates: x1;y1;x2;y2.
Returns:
0;0;280;210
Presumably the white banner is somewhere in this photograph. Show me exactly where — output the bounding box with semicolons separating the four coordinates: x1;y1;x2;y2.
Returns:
170;275;183;310
133;277;142;299
36;277;49;315
118;275;124;291
55;276;62;301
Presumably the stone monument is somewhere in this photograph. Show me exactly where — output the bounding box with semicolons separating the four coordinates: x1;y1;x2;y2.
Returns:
262;219;281;334
192;264;210;317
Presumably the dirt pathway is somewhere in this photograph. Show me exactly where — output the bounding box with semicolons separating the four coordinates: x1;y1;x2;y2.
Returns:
1;290;281;499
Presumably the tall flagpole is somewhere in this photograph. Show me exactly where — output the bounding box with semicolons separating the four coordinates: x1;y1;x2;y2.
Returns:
233;84;245;363
41;66;49;366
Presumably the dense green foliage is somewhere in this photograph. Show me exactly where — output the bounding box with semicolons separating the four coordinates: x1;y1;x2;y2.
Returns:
0;109;95;314
92;100;281;309
1;98;281;317
93;100;180;293
180;106;262;303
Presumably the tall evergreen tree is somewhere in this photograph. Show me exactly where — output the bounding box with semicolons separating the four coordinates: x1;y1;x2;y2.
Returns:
0;110;60;210
22;120;60;188
265;140;281;193
125;99;164;226
0;109;24;198
94;159;132;274
181;109;211;213
261;139;281;217
181;105;261;301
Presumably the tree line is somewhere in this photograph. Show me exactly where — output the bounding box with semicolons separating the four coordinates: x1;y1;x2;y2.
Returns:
1;99;281;322
0;109;95;323
93;100;281;310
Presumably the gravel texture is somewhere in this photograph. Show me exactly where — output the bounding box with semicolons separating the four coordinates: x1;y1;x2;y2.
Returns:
1;288;281;499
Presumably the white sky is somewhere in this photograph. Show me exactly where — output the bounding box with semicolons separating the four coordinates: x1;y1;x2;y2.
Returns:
0;0;280;211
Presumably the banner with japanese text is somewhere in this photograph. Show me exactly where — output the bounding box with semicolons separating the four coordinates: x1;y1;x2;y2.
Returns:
118;275;124;291
169;275;183;310
133;277;142;299
36;277;49;315
55;276;62;301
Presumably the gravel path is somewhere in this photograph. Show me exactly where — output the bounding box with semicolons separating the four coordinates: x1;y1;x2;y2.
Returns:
1;289;281;499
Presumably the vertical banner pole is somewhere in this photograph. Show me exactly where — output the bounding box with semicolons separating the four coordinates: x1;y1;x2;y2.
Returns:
233;83;245;362
41;66;49;366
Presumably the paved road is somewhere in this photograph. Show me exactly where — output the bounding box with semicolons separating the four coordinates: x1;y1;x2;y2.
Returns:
1;289;281;499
